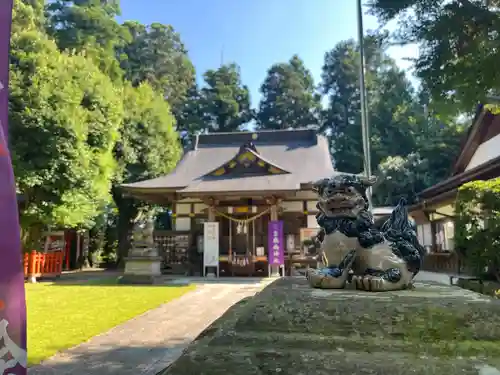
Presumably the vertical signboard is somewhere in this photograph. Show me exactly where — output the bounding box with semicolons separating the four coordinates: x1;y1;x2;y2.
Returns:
203;222;219;276
0;1;28;373
268;221;284;265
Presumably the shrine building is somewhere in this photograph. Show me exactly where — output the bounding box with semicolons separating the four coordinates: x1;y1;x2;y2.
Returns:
121;128;387;276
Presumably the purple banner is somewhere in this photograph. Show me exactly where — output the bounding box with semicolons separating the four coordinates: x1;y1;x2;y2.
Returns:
0;0;28;374
268;220;284;265
0;0;12;141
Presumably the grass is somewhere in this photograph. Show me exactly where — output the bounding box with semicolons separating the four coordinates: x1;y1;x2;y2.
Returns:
26;279;195;366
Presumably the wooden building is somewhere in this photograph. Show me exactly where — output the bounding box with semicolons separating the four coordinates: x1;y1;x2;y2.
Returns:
410;104;500;272
121;129;335;276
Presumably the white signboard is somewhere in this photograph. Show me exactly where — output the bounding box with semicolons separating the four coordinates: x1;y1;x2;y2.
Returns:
203;222;219;275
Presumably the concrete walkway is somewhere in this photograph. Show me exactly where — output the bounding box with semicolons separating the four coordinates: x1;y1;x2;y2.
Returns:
28;278;273;375
414;270;451;285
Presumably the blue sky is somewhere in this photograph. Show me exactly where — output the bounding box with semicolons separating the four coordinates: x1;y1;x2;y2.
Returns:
118;0;418;107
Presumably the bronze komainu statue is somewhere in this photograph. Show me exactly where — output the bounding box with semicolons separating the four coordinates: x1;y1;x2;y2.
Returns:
307;174;426;292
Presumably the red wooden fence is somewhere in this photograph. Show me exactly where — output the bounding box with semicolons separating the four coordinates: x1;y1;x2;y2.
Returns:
24;250;64;280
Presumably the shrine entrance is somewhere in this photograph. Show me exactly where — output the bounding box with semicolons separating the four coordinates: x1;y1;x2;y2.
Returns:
216;206;271;276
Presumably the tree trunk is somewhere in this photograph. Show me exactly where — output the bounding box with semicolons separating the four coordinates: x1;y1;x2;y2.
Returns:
20;221;44;253
113;187;139;269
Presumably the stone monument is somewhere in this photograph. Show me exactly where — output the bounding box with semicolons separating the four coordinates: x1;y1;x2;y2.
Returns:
121;216;163;284
306;173;426;292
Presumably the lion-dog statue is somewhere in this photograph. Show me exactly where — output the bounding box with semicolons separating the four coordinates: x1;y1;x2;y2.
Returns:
306;174;426;292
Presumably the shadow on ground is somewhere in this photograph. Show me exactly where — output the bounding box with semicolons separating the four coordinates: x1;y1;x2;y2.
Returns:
28;341;190;375
38;275;270;288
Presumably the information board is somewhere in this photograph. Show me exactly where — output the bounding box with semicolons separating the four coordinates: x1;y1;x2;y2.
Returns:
203;222;219;275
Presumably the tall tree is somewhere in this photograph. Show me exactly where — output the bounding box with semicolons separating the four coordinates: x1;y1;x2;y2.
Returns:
367;0;500;114
200;63;253;132
175;83;207;148
113;83;182;264
9;2;123;250
321;34;465;205
256;55;321;129
320;35;420;173
45;0;130;81
119;21;196;114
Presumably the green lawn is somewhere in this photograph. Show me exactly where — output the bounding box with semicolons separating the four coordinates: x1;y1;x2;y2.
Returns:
26;279;195;365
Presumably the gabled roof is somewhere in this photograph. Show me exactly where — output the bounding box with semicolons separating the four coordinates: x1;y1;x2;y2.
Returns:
451;104;495;176
203;141;290;177
418;104;500;201
122;128;335;197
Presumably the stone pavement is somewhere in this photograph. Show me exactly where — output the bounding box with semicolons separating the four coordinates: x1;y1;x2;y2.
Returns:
28;277;273;375
414;270;451;285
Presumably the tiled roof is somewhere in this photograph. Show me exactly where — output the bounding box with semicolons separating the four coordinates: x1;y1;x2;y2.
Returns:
122;128;335;195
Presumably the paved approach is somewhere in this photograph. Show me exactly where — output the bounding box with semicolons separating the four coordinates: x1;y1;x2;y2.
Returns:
28;278;272;375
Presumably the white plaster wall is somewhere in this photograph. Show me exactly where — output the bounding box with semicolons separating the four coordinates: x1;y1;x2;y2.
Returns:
466;133;500;170
417;223;433;247
307;215;319;228
174;217;191;231
444;220;455;250
175;203;191;215
282;201;303;212
294;190;317;200
306;201;318;212
193;203;208;214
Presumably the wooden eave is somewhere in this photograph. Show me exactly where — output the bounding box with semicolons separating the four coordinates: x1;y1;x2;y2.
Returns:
410;154;500;216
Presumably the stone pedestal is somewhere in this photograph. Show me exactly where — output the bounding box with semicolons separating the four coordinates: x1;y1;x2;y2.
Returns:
270;265;281;277
121;248;162;284
121;217;162;284
121;255;162;284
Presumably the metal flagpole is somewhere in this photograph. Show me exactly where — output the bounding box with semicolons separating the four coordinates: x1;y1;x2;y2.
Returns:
357;0;373;209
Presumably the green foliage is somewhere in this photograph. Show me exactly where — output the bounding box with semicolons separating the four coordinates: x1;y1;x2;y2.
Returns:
367;0;500;114
320;35;418;173
175;83;207;147
120;21;196;113
112;82;181;263
200;63;253;132
373;153;432;206
118;83;181;183
320;35;464;204
9;18;123;248
256;55;321;130
455;178;500;281
9;0;184;258
45;0;130;81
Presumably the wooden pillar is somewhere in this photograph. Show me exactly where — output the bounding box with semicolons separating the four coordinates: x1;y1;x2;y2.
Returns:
208;205;216;221
270;204;278;221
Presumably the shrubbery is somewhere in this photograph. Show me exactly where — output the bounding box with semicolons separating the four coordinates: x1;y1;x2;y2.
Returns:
455;178;500;282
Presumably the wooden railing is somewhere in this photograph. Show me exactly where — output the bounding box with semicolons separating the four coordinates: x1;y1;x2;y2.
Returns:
422;252;460;274
24;250;64;281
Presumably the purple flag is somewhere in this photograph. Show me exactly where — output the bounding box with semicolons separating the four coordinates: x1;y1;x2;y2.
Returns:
268;221;284;265
0;0;28;374
0;0;12;140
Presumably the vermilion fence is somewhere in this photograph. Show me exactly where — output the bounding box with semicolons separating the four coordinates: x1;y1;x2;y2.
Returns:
23;250;64;280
